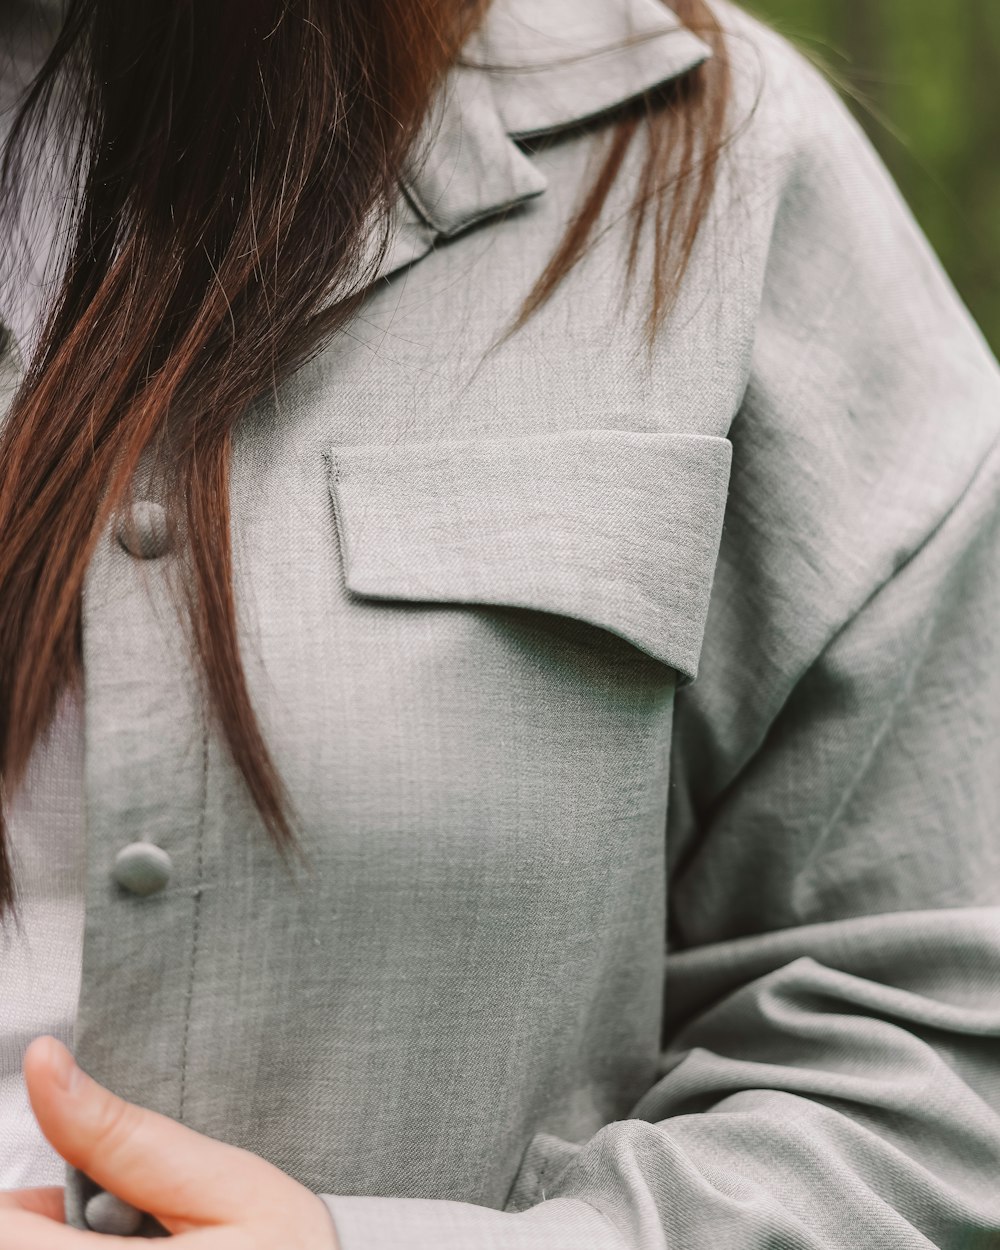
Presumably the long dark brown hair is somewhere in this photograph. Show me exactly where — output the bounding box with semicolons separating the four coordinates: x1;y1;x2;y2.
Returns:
0;0;732;923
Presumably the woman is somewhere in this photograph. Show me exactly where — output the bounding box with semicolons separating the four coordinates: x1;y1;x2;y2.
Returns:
1;0;998;1245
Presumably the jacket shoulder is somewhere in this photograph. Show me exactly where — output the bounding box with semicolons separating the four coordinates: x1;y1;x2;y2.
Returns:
709;0;864;159
707;0;999;395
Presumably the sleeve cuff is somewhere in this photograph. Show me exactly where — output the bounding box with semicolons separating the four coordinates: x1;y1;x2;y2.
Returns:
319;1194;626;1250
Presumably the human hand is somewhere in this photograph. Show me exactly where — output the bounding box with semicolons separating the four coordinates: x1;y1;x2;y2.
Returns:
0;1035;340;1248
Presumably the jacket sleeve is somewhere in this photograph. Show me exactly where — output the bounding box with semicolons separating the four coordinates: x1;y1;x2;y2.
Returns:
319;10;1000;1249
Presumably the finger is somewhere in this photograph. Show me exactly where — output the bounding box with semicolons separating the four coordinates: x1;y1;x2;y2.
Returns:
23;1037;280;1227
0;1207;251;1250
0;1188;65;1221
0;1206;138;1248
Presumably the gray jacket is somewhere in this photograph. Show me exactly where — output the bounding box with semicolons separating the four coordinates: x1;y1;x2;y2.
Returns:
5;0;1000;1245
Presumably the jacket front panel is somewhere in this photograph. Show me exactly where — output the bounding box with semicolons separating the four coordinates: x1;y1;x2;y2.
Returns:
65;7;738;1225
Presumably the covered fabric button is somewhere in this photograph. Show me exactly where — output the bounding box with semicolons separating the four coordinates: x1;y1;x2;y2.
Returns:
112;841;173;896
116;499;172;559
84;1190;144;1235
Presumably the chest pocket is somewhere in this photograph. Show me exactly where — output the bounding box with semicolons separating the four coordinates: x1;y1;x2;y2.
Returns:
324;428;732;687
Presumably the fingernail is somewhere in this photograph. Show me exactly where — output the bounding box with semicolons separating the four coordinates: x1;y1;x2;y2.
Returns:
48;1038;82;1094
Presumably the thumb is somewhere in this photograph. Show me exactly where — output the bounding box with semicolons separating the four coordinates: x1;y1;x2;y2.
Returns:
23;1035;277;1229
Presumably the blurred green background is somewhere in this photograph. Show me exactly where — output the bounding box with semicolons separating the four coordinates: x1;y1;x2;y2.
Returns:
745;0;1000;354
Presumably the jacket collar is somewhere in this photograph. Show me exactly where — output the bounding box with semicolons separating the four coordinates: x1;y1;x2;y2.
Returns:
477;0;713;138
0;0;712;363
375;0;712;282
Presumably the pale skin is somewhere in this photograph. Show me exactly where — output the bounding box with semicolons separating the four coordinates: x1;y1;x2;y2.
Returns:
0;1036;340;1248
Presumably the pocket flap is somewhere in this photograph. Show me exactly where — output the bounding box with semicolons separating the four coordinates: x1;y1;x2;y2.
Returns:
326;429;732;685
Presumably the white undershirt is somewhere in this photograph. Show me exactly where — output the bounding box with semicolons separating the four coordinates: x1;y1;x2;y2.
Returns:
0;686;86;1188
1;0;86;1190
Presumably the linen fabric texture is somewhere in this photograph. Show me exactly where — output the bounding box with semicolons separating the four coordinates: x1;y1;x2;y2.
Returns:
1;0;999;1245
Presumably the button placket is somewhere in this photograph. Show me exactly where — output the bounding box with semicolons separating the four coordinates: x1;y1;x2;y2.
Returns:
64;473;208;1234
